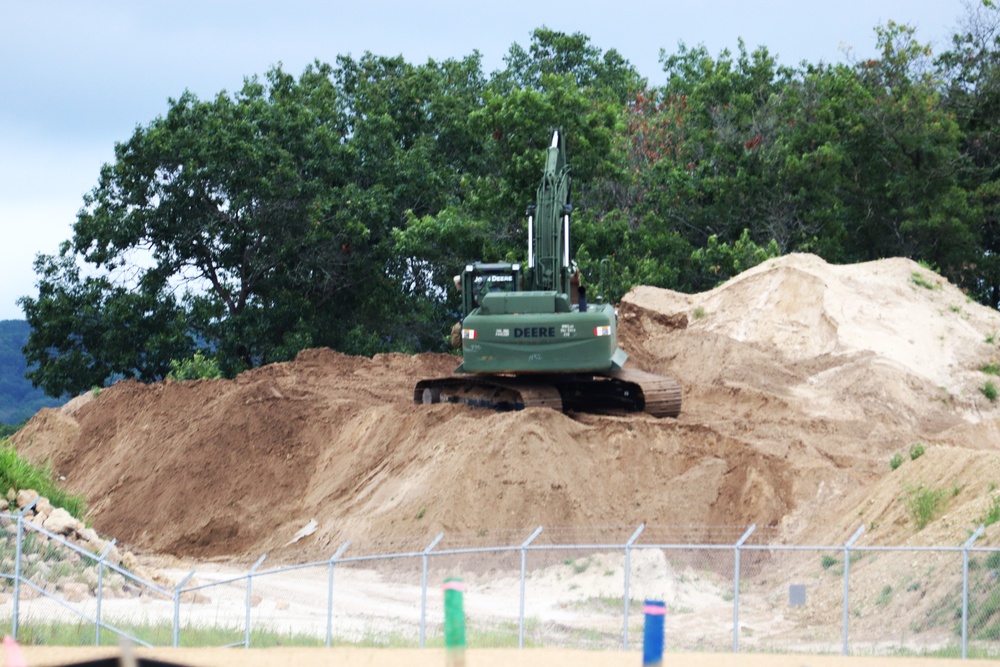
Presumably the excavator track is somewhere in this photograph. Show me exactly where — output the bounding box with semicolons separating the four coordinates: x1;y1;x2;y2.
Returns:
605;368;682;418
414;369;681;418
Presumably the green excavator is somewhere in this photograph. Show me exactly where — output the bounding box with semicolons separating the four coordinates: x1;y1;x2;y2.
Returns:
414;130;681;418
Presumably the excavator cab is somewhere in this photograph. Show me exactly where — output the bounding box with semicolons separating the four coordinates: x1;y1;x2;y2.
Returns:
459;262;522;317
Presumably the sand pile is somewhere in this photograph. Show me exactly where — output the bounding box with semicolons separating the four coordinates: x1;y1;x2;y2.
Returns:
12;254;1000;560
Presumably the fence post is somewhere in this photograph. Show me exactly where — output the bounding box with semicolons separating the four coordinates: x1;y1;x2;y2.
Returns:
172;570;196;647
841;526;865;656
95;538;117;646
732;524;756;653
519;526;543;649
244;554;267;648
12;497;38;641
420;533;444;649
325;541;350;647
623;524;645;651
962;525;985;659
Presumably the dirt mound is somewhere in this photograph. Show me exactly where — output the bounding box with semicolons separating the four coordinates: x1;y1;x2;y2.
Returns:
12;254;1000;560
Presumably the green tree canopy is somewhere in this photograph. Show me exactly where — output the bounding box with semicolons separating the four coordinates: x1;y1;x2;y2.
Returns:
18;13;1000;397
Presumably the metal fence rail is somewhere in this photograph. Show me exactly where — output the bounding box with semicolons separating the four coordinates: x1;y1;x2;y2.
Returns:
2;513;999;658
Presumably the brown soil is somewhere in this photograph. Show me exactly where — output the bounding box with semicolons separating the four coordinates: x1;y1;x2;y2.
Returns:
12;254;1000;563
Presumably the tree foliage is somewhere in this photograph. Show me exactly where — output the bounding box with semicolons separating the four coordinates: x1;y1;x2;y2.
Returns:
17;11;1000;397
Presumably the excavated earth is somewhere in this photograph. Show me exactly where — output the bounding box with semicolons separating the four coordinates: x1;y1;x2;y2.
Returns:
12;254;1000;562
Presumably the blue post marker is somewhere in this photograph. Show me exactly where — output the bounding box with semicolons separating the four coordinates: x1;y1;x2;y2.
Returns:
643;600;666;666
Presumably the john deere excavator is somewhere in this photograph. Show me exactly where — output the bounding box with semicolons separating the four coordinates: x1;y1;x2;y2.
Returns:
414;131;681;418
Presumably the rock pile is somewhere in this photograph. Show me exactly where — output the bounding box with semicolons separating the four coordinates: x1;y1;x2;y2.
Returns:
0;488;166;603
0;488;138;571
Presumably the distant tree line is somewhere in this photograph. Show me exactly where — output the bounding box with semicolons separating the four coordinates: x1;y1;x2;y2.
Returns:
18;3;1000;397
0;321;62;425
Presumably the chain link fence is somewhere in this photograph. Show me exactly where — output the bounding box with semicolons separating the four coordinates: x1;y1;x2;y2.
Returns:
2;512;1000;658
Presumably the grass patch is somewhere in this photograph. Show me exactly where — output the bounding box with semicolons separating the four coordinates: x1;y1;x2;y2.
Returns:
911;272;940;290
563;557;593;574
876;584;893;607
988;333;997;345
14;618;321;648
978;495;1000;528
909;442;925;460
692;306;706;320
0;439;86;517
569;596;643;615
12;617;538;649
982;363;1000;375
903;483;949;530
889;453;904;470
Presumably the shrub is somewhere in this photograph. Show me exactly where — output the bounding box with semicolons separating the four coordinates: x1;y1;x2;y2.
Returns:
909;443;925;460
890;453;904;470
168;352;222;381
981;381;999;403
904;483;949;530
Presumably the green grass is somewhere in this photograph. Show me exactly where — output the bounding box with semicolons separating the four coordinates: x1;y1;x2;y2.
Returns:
568;596;643;615
982;363;1000;375
909;442;925;460
889;452;904;470
0;439;86;517
876;584;893;607
978;494;1000;528
911;272;940;290
692;306;706;319
11;616;539;649
13;618;320;648
564;557;592;574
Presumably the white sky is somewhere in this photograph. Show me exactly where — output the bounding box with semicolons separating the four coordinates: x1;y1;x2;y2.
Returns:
0;0;970;320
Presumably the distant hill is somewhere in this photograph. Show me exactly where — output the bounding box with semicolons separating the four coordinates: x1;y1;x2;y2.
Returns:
0;320;64;425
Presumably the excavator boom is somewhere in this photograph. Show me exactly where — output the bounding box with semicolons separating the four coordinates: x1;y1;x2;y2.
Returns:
415;130;681;418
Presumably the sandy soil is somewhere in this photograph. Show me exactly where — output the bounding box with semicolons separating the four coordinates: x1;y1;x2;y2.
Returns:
10;254;1000;651
15;254;1000;560
12;646;981;667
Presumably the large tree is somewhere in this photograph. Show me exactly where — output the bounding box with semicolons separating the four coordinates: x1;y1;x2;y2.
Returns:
21;57;486;395
938;1;1000;306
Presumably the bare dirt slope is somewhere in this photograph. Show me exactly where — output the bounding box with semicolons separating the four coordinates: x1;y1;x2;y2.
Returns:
12;254;1000;560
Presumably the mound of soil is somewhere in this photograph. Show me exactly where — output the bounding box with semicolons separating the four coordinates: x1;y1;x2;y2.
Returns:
12;254;1000;560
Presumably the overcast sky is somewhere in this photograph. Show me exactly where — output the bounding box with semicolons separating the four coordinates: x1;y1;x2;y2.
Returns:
0;0;971;320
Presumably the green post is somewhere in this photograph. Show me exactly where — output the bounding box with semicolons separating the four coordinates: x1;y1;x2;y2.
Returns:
443;577;466;667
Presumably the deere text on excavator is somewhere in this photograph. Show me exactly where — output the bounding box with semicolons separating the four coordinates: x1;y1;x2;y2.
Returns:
414;131;681;418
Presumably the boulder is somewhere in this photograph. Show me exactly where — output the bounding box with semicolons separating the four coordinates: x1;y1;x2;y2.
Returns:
43;508;78;535
15;489;38;510
62;581;89;603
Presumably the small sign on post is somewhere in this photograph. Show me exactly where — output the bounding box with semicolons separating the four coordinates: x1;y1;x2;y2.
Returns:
789;584;807;607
